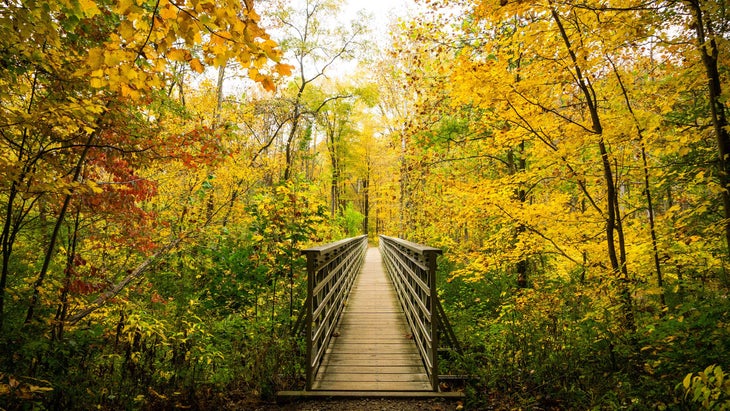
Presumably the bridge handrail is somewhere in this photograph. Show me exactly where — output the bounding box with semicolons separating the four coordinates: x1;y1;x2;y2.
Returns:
301;235;367;390
379;235;442;391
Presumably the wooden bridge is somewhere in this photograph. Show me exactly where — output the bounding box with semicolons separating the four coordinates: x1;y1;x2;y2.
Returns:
282;235;462;398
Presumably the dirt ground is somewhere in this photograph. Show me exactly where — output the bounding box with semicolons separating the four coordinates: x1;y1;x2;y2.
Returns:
251;398;465;411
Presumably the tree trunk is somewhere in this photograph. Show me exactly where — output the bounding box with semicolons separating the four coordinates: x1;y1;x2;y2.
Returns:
1;69;40;331
609;56;666;308
53;207;81;340
363;164;370;235
67;237;183;324
508;145;529;288
328;127;339;218
399;134;410;237
551;6;635;330
510;48;529;288
0;180;21;331
25;132;96;325
686;0;730;258
215;64;225;125
284;107;301;182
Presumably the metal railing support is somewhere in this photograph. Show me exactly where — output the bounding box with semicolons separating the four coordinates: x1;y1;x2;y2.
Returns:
379;235;442;391
301;235;367;390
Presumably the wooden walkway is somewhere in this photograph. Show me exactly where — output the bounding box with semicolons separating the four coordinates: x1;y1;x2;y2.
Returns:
311;247;431;391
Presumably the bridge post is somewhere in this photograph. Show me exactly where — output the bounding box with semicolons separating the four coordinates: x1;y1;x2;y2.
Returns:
303;247;317;391
425;247;440;392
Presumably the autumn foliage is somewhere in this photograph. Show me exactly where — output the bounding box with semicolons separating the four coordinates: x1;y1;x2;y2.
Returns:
389;0;730;408
2;0;730;409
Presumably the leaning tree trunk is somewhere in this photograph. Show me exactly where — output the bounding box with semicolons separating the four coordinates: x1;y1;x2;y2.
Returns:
552;6;635;331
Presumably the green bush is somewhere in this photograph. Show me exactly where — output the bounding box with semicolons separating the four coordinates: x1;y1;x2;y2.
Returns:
680;365;730;410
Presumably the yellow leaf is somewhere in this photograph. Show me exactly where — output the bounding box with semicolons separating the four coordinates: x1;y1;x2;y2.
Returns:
237;49;250;63
254;55;267;68
214;52;229;67
167;48;185;62
120;64;138;80
118;20;136;41
29;385;53;393
247;9;260;23
189;58;204;73
683;373;692;389
261;39;277;53
86;48;103;69
158;4;177;20
261;77;275;92
260;39;281;62
87;181;103;194
78;0;100;17
104;50;126;66
116;0;134;14
275;63;294;77
90;77;104;88
155;58;167;72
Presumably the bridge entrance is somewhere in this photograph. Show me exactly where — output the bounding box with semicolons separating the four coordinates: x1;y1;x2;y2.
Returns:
283;235;462;398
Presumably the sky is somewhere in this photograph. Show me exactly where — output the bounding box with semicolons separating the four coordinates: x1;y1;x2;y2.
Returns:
345;0;417;17
224;0;423;94
341;0;420;43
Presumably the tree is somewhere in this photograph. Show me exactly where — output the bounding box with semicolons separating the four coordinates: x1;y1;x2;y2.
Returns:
0;0;287;328
678;0;730;256
272;0;365;181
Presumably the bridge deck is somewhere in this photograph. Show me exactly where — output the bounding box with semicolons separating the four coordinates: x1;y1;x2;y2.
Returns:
311;247;431;391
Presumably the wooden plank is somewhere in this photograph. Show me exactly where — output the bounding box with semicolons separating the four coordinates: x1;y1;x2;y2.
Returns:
337;321;407;327
322;355;423;365
337;319;407;325
327;345;417;353
325;340;415;351
327;343;415;348
319;365;427;374
328;335;413;342
311;381;432;391
320;358;422;367
312;247;432;392
323;353;423;362
315;373;430;383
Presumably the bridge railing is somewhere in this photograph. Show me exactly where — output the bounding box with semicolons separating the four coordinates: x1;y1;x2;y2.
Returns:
300;235;368;390
379;235;444;391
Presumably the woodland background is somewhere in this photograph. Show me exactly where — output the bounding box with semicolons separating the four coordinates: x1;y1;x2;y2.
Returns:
1;0;730;409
